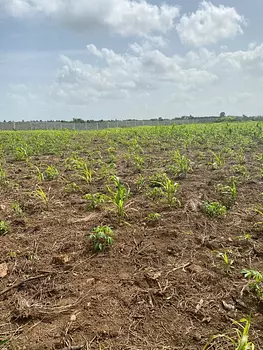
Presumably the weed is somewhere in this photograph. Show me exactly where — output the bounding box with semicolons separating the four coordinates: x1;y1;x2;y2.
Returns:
42;165;59;181
12;201;24;217
87;225;113;251
0;221;9;235
241;269;263;299
84;193;107;210
64;182;80;193
203;201;227;217
146;212;161;222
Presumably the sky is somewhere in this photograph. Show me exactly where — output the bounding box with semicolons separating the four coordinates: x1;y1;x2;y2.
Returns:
0;0;263;121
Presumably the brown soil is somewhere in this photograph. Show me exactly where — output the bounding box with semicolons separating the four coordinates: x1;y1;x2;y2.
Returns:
1;131;263;350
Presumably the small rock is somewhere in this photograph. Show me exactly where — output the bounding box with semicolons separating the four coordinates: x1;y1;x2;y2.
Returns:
222;300;235;311
187;264;203;274
0;263;8;278
52;254;70;265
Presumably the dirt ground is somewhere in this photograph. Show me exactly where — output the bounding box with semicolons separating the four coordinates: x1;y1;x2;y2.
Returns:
1;126;263;350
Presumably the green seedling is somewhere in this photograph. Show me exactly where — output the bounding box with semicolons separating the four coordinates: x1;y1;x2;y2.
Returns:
216;177;237;208
146;212;161;224
136;174;145;191
14;146;29;162
107;176;130;217
64;182;80;193
208;151;225;170
84;193;107;210
216;251;234;271
42;165;59;181
32;186;51;209
241;269;263;299
203;314;254;350
203;201;227;217
12;201;24;217
169;149;192;178
87;225;113;251
0;221;9;235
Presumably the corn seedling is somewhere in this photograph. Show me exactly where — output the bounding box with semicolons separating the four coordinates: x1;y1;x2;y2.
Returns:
203;201;227;218
203;314;255;350
87;225;113;251
136;174;145;191
107;176;130;217
0;165;6;184
84;193;107;210
216;250;234;271
169;150;193;178
208;151;225;170
216;177;237;208
32;186;51;209
231;165;249;179
147;186;164;200
161;177;180;207
241;269;263;299
0;221;9;235
14;146;29;162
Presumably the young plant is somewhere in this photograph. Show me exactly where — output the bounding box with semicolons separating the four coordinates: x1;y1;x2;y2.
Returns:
203;201;227;218
216;177;237;209
146;212;161;225
64;182;80;193
241;269;263;299
0;165;6;184
216;250;234;271
136;174;145;191
0;221;9;236
84;193;107;210
107;176;130;217
12;201;24;217
203;315;255;350
161;177;180;207
169;150;192;178
32;186;51;209
14;146;29;162
208;151;225;170
42;165;59;181
87;225;113;251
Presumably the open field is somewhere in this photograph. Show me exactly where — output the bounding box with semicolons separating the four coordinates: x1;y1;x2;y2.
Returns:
1;122;263;349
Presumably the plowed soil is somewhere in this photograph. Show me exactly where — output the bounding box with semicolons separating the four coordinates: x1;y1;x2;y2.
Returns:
1;126;263;350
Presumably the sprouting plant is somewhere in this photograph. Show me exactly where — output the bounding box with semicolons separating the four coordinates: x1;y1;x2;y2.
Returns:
77;161;92;184
208;151;225;170
169;150;192;178
147;186;164;199
84;193;107;210
0;165;6;184
32;186;51;209
241;269;263;299
87;225;113;251
0;339;8;347
136;174;145;191
0;221;9;236
107;176;130;217
216;177;237;208
216;250;234;271
203;201;227;218
12;201;24;217
42;165;59;181
14;146;29;162
231;165;249;179
161;177;180;207
147;212;161;222
149;172;168;188
64;182;80;193
133;154;144;172
203;314;255;350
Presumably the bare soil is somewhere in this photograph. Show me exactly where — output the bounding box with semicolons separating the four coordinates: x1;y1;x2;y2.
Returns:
1;130;263;349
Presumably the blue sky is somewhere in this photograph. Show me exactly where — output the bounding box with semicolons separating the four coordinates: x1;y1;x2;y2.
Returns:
1;0;263;121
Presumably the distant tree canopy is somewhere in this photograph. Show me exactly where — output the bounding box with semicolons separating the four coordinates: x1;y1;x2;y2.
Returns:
220;112;226;117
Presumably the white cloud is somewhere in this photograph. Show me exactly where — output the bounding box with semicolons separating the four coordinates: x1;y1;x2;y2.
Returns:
50;44;218;106
1;0;180;36
176;1;246;47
